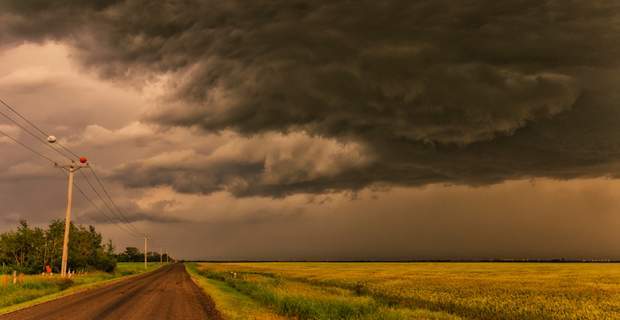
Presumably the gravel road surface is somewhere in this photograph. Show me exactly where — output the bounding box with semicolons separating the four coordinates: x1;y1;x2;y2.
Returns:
0;264;222;320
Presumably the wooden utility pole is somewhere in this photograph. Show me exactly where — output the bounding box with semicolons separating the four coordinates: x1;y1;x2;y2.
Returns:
160;248;163;265
57;159;87;278
60;167;75;278
144;236;148;270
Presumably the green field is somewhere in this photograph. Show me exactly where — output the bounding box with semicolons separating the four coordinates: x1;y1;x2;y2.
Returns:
188;262;620;320
0;262;163;314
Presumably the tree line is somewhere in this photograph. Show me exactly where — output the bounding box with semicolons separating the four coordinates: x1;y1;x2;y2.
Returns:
0;220;172;274
0;220;116;274
117;247;169;263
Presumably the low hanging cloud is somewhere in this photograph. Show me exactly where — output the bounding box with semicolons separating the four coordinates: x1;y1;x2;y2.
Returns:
114;132;371;197
81;199;188;224
2;1;620;196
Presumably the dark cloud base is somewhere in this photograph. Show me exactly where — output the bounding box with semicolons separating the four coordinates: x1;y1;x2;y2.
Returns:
2;1;620;196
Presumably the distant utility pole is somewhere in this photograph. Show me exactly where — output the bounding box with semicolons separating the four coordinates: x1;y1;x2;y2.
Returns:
144;236;148;270
160;248;163;265
55;151;88;278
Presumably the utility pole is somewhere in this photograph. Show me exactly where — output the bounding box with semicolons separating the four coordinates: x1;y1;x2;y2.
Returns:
144;236;148;270
160;248;163;265
56;157;88;278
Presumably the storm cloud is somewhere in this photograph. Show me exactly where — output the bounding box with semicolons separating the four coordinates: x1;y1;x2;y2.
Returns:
2;1;620;196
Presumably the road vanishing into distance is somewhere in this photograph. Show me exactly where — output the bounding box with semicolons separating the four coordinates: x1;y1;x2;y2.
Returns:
0;264;222;320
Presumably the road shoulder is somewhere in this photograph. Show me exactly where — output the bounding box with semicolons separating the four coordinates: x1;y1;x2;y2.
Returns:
186;263;287;320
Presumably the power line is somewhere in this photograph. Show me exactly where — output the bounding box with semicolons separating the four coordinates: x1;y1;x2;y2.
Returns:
0;108;74;161
87;166;144;235
0;98;80;159
75;182;143;238
0;98;143;235
0;98;49;137
0;127;57;164
56;168;143;238
0;97;151;243
77;170;143;237
1;122;143;238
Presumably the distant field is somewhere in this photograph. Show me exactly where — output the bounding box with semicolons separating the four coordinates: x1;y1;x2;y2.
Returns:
0;262;162;314
189;262;620;320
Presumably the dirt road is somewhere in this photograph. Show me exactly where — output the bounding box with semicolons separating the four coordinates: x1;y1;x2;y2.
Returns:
0;264;222;320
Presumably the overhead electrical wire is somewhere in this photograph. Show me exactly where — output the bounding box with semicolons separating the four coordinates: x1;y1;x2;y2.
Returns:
0;98;80;159
0;108;74;162
1;122;143;238
0;98;49;137
87;167;144;236
54;167;144;238
0;98;149;236
0;97;147;240
77;170;143;237
74;179;144;238
0;127;57;163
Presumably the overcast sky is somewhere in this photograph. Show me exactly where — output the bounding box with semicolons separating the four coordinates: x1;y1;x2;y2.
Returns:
1;1;619;260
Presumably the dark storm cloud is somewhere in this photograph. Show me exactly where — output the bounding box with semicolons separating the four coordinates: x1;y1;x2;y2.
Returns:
81;199;188;224
84;211;186;224
2;1;620;196
112;133;371;197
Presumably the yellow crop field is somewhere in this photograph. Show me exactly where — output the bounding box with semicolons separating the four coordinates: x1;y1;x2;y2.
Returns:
189;262;620;320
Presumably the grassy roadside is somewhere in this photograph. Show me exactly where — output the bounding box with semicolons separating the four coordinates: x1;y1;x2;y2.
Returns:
0;262;165;315
186;263;286;320
187;263;457;320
